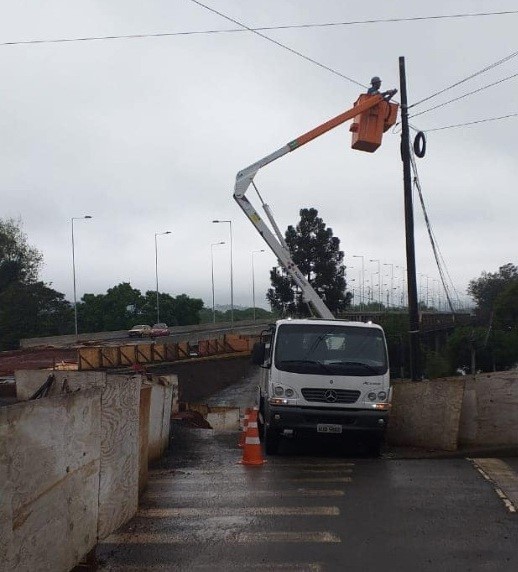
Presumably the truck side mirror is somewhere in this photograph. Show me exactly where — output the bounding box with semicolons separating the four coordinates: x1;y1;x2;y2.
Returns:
251;342;266;365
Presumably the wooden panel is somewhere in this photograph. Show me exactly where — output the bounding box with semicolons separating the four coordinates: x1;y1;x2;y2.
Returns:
78;347;101;370
98;376;140;540
135;345;152;364
120;345;137;366
100;347;120;368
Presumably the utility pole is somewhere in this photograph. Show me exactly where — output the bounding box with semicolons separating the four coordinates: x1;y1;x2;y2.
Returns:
399;56;421;380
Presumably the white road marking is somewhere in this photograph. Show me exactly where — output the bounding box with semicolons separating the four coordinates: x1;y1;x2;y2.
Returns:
148;464;354;477
469;458;518;513
138;506;339;517
149;475;352;485
104;531;341;544
103;565;324;572
144;489;345;499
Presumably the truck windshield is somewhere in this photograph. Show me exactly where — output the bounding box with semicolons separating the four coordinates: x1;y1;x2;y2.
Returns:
274;323;388;376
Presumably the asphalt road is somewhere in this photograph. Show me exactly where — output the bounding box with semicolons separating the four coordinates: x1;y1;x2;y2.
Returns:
97;373;518;572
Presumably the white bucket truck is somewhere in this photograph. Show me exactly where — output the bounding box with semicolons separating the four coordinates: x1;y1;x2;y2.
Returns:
233;91;397;454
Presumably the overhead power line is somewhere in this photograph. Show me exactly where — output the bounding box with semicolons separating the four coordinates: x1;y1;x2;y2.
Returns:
425;112;518;132
409;70;518;119
409;48;518;110
188;0;366;88
2;9;517;47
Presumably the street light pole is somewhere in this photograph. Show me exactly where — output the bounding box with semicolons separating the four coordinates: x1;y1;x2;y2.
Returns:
352;255;365;311
383;263;394;308
71;215;92;340
251;249;265;321
213;220;234;327
155;231;171;324
370;259;381;311
211;241;225;323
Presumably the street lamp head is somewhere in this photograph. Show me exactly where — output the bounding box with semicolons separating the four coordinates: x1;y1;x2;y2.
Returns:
84;215;92;219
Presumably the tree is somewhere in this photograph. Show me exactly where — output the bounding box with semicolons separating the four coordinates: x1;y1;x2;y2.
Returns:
0;218;72;349
0;218;43;291
494;281;518;330
266;208;351;316
468;263;518;325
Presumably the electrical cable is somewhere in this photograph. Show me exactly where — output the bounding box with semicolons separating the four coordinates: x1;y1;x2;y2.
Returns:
409;48;518;110
425;112;518;132
409;70;518;119
409;149;459;312
2;9;517;47
188;0;366;88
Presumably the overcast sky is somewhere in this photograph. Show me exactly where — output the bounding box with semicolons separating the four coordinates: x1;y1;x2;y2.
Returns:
1;1;517;311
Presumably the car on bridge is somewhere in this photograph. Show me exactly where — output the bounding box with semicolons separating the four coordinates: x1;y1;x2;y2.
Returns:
150;323;170;337
128;324;152;338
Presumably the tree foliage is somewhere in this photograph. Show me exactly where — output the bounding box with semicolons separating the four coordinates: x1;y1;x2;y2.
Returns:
467;263;518;325
77;284;204;331
0;218;71;350
266;208;350;316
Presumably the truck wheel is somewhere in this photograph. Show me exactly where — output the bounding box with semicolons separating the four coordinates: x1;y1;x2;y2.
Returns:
264;426;280;455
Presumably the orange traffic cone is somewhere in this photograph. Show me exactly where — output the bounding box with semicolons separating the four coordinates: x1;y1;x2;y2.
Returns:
240;409;265;466
238;407;251;448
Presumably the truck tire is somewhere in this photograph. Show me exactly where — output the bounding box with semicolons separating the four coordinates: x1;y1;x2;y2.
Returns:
264;425;280;455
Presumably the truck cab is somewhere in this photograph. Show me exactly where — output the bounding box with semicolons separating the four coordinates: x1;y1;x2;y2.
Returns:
252;318;391;455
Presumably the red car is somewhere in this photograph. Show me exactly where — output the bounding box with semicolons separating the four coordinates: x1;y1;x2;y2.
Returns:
150;323;170;337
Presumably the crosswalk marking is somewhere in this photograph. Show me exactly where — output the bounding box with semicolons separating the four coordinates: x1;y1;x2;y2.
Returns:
138;506;339;517
148;466;354;478
104;531;341;544
148;475;352;485
144;488;345;499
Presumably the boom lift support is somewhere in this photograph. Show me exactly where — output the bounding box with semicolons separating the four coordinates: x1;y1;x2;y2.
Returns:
234;90;398;319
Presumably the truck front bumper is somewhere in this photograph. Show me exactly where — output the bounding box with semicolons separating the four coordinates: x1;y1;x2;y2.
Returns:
266;404;389;436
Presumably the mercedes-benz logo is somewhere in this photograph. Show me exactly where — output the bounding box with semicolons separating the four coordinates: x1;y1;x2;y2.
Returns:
324;389;338;403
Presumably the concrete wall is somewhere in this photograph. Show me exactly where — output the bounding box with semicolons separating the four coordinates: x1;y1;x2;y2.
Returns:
387;378;465;451
459;370;518;447
0;390;102;572
148;376;175;463
2;370;175;571
387;370;518;451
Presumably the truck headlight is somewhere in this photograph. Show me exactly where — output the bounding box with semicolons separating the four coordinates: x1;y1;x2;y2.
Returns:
274;386;284;396
377;391;387;400
285;388;294;398
368;392;377;401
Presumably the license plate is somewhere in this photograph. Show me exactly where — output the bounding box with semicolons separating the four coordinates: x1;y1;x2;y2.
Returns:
317;424;342;434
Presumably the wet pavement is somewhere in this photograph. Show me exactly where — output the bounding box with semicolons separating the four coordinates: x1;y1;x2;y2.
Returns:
97;372;518;572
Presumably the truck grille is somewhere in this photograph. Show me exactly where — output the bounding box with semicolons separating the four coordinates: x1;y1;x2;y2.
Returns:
301;388;360;404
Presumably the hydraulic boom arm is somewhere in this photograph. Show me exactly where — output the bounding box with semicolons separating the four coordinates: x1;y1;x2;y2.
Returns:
233;92;396;319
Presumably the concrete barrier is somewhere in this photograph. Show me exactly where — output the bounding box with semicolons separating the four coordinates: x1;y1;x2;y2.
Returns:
459;371;518;447
387;370;518;451
387;378;465;451
1;370;176;571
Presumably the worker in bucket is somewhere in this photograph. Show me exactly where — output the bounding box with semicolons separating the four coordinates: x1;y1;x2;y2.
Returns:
367;76;382;95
